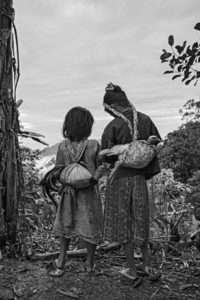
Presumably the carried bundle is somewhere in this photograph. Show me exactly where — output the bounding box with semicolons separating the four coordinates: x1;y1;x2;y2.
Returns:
99;103;160;181
39;140;94;206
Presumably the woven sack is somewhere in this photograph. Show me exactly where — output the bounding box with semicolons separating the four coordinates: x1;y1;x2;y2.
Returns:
60;163;93;189
59;140;93;189
109;140;155;169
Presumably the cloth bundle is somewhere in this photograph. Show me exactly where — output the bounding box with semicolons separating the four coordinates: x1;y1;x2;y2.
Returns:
60;162;93;189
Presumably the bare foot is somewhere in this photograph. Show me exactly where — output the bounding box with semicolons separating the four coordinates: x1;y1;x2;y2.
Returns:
119;268;138;280
55;258;66;269
85;260;96;272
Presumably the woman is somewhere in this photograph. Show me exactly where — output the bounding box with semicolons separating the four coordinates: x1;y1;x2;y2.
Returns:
101;83;161;281
51;107;105;276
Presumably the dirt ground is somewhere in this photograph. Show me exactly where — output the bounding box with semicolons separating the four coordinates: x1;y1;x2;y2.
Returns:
0;247;200;300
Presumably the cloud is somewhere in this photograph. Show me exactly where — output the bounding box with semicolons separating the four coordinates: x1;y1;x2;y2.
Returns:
14;0;200;149
20;122;34;130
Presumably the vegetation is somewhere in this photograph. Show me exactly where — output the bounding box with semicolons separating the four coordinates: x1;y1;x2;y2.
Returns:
0;0;24;244
160;22;200;85
158;121;200;182
1;2;200;298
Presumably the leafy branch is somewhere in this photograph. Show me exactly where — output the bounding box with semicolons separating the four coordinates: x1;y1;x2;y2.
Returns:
160;22;200;85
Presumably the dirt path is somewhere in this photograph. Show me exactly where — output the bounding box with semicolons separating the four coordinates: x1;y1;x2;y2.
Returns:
0;250;200;300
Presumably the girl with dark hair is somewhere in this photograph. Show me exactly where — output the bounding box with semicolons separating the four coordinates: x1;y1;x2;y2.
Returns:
101;83;161;282
51;106;105;276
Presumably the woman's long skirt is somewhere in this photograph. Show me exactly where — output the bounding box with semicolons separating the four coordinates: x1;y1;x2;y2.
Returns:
103;175;149;245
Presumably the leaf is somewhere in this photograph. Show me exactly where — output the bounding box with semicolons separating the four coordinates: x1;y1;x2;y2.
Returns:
160;53;166;61
16;99;23;108
56;288;79;299
179;53;187;61
168;35;174;46
184;69;191;79
185;79;192;85
163;70;174;74
182;41;187;50
186;75;196;85
20;131;45;138
192;42;199;49
175;45;183;54
188;55;196;66
172;74;182;80
186;46;192;55
177;65;183;72
160;52;172;61
194;22;200;31
30;137;49;146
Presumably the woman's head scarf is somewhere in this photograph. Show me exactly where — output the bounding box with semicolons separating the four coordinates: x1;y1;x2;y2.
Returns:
103;83;138;139
103;82;130;108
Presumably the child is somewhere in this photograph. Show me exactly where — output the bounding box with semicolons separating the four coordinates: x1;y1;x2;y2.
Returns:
51;106;105;276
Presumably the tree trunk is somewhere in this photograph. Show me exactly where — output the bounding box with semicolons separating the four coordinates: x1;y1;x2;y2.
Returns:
0;0;24;244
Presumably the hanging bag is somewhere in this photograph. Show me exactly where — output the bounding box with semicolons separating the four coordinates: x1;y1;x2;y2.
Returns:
60;140;93;189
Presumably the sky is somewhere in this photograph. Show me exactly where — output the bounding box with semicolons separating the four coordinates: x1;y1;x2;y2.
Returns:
14;0;200;149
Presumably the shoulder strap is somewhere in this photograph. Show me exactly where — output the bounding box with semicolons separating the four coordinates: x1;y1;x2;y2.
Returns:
103;102;139;141
65;139;88;163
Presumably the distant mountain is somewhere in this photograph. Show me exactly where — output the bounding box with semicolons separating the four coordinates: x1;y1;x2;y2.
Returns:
37;142;60;177
39;142;60;157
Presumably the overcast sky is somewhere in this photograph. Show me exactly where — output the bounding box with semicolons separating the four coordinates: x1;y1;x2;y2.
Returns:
14;0;200;149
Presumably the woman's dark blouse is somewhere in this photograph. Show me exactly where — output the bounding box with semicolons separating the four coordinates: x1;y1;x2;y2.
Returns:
101;110;161;180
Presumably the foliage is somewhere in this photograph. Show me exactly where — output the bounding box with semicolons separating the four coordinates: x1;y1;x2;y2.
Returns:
187;171;200;221
13;147;58;258
151;169;191;202
158;121;200;183
149;169;193;242
20;147;40;194
179;99;200;122
0;0;23;244
160;22;200;85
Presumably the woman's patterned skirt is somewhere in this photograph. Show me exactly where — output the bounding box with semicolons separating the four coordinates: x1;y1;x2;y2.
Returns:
103;175;149;245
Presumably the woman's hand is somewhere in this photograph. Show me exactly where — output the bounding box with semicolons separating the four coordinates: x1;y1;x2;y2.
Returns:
94;165;109;181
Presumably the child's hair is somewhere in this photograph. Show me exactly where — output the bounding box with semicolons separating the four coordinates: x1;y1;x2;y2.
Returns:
62;106;94;141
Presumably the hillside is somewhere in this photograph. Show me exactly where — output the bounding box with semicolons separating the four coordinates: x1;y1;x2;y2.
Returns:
39;142;60;157
36;142;60;177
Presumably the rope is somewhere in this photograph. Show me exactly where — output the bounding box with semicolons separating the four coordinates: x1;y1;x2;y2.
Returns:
103;102;139;141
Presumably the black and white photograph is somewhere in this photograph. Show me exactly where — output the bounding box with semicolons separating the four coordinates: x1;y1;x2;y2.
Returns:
0;0;200;299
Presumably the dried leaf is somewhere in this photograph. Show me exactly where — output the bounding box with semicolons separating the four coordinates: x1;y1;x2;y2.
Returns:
30;136;49;146
56;288;80;299
179;284;193;290
20;131;45;138
16;99;23;107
